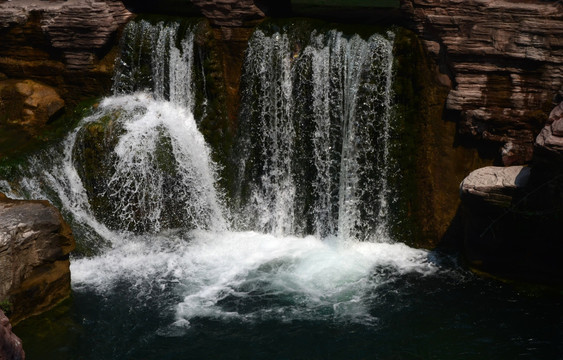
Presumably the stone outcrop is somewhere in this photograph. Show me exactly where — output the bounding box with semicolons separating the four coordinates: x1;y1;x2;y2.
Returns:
0;194;75;325
460;165;531;208
0;79;64;134
535;101;563;165
0;310;24;360
0;0;132;106
459;162;563;284
401;0;563;165
190;0;265;28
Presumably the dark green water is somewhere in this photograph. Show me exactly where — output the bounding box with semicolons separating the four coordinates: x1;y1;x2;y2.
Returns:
16;256;563;360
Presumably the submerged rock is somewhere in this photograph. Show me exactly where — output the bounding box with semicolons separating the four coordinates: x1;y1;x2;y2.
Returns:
0;194;75;325
0;309;25;360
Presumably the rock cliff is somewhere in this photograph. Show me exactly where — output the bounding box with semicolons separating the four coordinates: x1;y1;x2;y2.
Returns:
401;0;563;165
0;310;24;360
0;0;132;106
0;194;75;325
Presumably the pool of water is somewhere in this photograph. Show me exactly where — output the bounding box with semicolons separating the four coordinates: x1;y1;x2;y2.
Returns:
15;231;563;360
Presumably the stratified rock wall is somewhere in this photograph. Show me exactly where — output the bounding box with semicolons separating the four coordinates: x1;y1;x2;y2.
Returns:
0;0;132;105
0;310;25;360
190;0;265;28
0;194;75;325
401;0;563;165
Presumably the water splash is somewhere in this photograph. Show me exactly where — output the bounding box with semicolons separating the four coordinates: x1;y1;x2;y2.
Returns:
77;94;227;233
71;229;437;329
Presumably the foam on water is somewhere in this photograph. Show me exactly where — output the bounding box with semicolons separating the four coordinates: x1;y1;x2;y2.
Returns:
71;230;436;329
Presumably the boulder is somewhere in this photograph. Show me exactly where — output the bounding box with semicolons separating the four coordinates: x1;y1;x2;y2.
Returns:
0;194;75;325
459;165;563;284
460;165;530;208
0;79;64;134
0;310;25;360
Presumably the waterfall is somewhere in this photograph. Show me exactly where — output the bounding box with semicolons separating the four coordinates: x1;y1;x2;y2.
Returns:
235;29;396;242
113;20;198;112
0;21;437;334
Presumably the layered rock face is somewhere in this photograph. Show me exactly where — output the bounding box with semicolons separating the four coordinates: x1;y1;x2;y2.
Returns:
0;0;132;106
0;310;24;360
401;0;563;165
190;0;265;28
0;194;75;325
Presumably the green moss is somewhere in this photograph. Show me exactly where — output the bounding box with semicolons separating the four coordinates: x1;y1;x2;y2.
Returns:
0;299;13;317
389;28;450;247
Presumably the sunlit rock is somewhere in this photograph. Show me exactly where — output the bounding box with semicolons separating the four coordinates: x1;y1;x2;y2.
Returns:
401;0;563;165
0;193;75;325
460;165;530;208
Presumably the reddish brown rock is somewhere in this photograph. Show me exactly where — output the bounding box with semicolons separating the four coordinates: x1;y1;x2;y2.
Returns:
190;0;265;28
0;310;25;360
0;194;75;325
401;0;563;165
0;0;132;106
0;79;64;134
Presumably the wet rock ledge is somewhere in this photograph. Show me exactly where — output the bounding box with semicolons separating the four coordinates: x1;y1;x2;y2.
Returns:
0;193;75;325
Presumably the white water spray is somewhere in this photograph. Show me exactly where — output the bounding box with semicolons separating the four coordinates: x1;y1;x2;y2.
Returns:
236;29;396;241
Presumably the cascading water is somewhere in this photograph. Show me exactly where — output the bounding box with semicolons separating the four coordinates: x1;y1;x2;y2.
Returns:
234;29;396;241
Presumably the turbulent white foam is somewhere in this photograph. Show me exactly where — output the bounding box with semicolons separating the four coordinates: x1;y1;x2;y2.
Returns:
71;230;436;329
